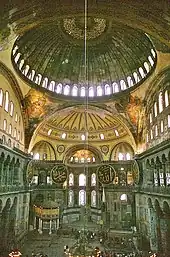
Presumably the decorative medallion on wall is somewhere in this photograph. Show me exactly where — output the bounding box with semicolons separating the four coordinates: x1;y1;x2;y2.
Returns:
100;145;109;155
56;145;65;154
132;160;140;185
97;164;115;184
51;164;67;184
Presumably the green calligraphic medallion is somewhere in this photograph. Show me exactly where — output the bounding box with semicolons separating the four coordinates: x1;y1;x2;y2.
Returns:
51;164;67;183
97;164;115;184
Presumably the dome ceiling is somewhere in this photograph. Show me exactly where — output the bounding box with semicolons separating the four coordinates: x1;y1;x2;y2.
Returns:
38;106;130;142
12;17;156;99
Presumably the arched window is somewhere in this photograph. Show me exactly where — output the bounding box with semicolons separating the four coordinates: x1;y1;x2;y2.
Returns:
72;86;78;96
154;102;158;117
22;65;30;76
89;87;94;97
112;82;119;93
19;59;24;70
12;45;18;55
120;80;126;90
133;72;140;83
168;115;170;128
127;76;133;87
160;120;164;133
149;113;152;123
55;83;63;94
9;124;12;135
69;173;74;186
146;133;148;143
8;139;11;147
4;91;9;112
155;125;158;137
79;190;86;206
42;77;48;88
91;173;96;186
126;153;131;160
151;49;156;58
150;129;153;140
68;190;74;207
0;89;3;106
15;113;18;122
13;128;17;138
165;90;169;107
33;153;40;160
139;67;145;79
17;131;20;141
79;174;86;186
64;85;70;95
120;194;127;201
14;52;21;63
118;153;124;160
81;134;85;141
35;74;42;85
80;87;86;97
29;70;35;81
3;119;7;131
105;84;111;95
10;101;14;116
158;92;163;113
148;56;154;66
91;190;96;207
144;62;150;73
97;86;103;96
48;81;55;91
115;129;119;137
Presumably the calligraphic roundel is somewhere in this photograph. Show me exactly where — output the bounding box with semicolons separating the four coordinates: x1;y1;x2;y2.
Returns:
97;164;115;184
51;164;67;184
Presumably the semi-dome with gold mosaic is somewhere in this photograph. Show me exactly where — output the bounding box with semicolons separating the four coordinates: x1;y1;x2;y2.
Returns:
11;16;156;100
38;105;131;142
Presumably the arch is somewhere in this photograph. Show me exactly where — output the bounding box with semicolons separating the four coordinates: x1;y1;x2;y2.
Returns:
30;140;56;160
55;83;62;94
64;85;70;95
89;86;94;97
105;84;111;95
147;198;153;209
163;201;170;214
80;87;85;97
48;80;55;91
64;144;103;163
42;77;48;88
72;85;78;96
110;142;134;161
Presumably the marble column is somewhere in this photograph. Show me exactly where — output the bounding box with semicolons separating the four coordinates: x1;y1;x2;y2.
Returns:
148;207;158;251
38;218;42;234
49;220;52;235
160;213;170;255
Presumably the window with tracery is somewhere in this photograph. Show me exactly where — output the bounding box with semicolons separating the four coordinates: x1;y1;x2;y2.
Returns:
79;190;86;206
69;173;74;186
68;190;74;207
91;173;96;186
91;190;96;207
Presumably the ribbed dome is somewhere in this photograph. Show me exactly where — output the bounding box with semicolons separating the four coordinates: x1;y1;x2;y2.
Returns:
39;106;130;142
12;17;156;99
